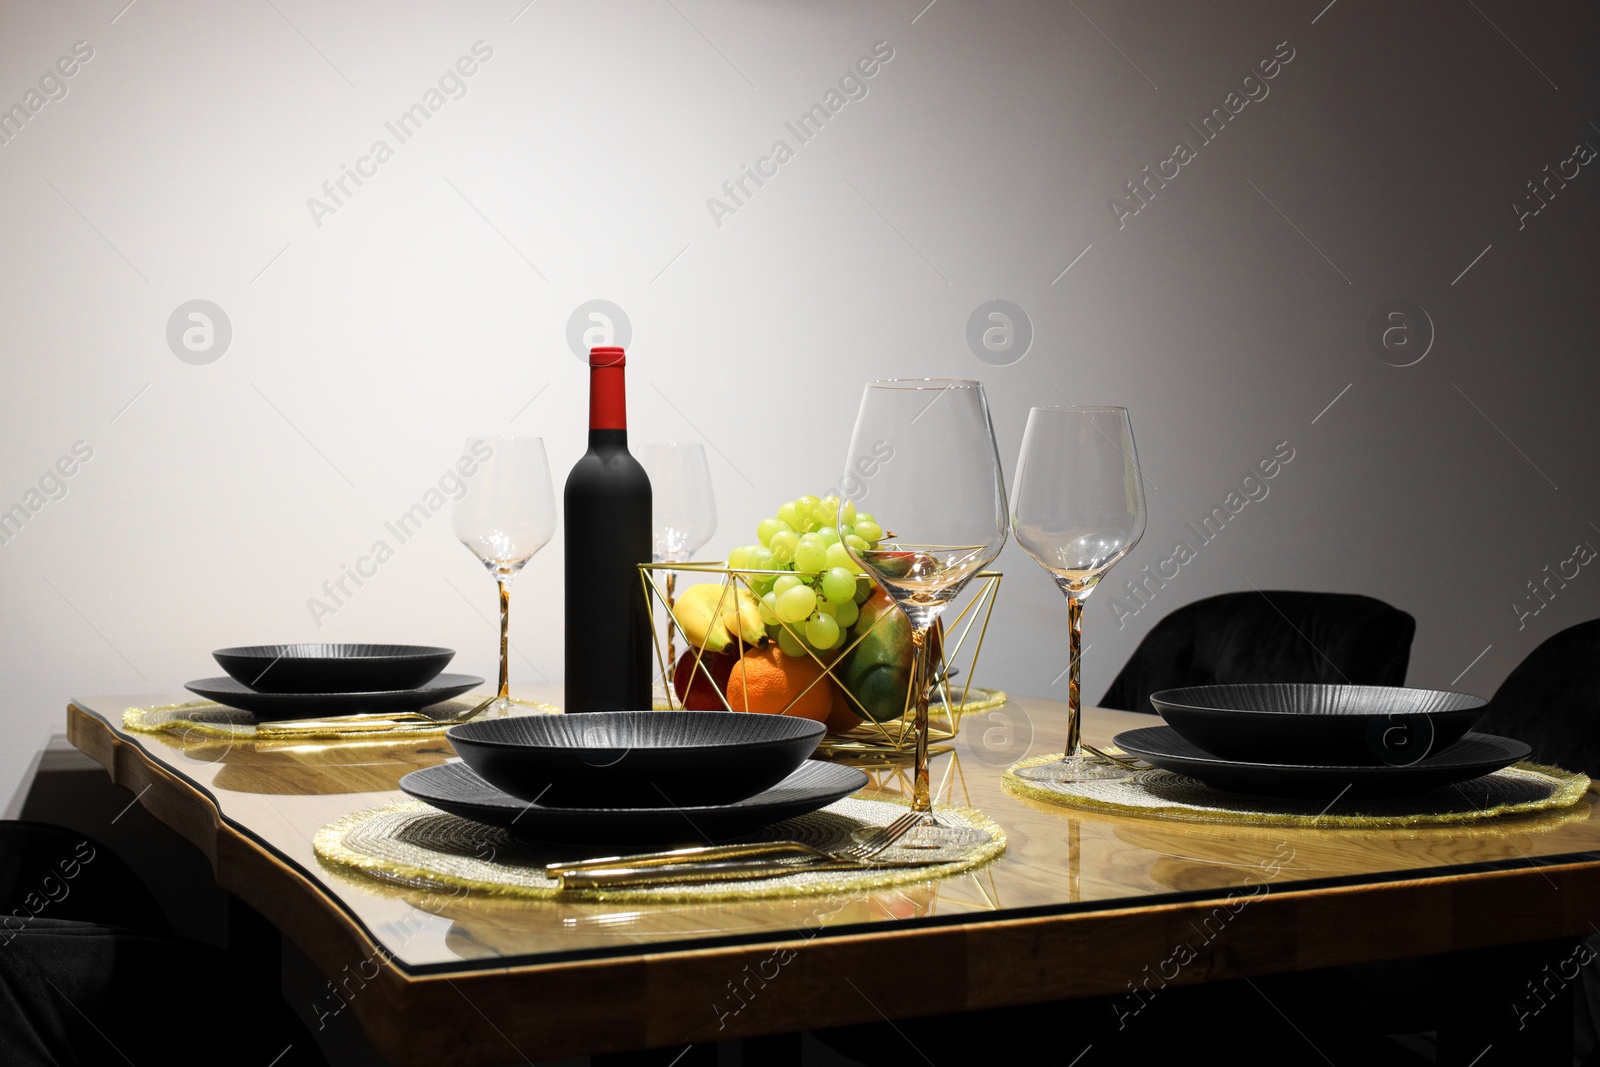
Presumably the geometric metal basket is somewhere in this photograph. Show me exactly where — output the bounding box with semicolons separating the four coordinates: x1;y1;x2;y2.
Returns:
640;562;1002;757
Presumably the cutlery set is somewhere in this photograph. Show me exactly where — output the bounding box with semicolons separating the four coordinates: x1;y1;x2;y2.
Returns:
547;809;928;889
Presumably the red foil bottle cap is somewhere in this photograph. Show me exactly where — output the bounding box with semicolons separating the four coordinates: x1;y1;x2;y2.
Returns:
588;347;627;429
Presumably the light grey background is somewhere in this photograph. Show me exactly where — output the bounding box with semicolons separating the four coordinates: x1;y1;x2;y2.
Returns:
0;0;1595;803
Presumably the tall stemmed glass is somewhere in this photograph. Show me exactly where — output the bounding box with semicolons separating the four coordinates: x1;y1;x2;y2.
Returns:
637;444;718;675
453;437;557;713
840;380;1009;849
1011;406;1146;782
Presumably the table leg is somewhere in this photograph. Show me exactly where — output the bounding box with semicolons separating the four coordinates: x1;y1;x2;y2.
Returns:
227;893;281;1000
1438;937;1578;1066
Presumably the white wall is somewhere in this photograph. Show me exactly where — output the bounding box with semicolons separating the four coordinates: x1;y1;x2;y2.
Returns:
1;0;1596;800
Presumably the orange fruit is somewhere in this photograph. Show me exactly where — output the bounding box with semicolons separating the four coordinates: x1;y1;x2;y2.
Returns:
723;647;835;722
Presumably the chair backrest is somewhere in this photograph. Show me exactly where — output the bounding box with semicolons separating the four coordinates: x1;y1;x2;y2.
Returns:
1477;619;1600;776
1099;590;1417;713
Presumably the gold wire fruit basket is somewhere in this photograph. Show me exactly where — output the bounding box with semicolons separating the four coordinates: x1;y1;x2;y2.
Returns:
640;562;1003;758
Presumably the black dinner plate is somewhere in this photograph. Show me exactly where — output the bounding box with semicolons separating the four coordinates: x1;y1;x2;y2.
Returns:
398;759;869;845
212;643;455;694
1112;726;1530;799
447;710;826;808
1149;683;1487;766
184;674;483;717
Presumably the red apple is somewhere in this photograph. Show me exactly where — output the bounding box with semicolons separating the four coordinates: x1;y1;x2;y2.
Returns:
673;649;738;710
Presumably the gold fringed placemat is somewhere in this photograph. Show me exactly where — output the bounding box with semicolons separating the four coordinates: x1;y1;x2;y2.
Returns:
1003;752;1591;828
123;696;559;742
315;795;1006;903
940;686;1008;716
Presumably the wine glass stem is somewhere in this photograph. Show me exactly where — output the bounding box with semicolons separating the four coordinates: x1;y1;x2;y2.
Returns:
497;580;510;701
911;626;932;815
665;570;678;681
1064;595;1084;759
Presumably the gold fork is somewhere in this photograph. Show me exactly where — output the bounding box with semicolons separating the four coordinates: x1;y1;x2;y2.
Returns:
548;809;924;883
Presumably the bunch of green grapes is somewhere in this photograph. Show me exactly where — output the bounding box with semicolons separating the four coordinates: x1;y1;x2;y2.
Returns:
725;493;887;658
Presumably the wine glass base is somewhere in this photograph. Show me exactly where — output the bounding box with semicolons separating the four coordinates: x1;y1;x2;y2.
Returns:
476;696;527;718
850;815;990;853
1014;754;1136;784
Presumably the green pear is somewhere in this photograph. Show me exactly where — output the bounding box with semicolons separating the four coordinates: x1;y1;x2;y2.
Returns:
837;588;917;723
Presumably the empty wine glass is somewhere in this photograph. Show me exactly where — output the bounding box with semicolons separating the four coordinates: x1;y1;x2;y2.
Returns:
637;443;717;563
839;380;1009;850
1010;406;1146;782
453;437;557;713
637;443;717;676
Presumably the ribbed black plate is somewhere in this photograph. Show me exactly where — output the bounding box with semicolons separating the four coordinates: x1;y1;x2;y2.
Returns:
1113;726;1529;799
399;759;869;845
184;674;482;717
447;711;826;807
1150;684;1487;765
212;644;455;694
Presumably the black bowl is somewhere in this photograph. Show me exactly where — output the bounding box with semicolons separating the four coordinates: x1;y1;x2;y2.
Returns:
1150;683;1488;766
212;644;455;694
446;711;826;808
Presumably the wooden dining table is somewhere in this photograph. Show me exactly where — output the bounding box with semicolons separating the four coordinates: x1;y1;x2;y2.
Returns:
66;686;1600;1066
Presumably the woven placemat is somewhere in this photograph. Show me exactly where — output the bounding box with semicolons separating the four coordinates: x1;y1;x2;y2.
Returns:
1003;752;1591;828
315;795;1006;903
938;686;1008;716
123;695;559;742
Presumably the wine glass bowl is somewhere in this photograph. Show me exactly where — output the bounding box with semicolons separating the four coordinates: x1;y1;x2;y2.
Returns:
1010;406;1146;783
839;379;1009;849
453;437;557;713
637;443;717;564
857;545;993;619
636;443;718;685
458;532;540;580
1010;406;1144;591
455;440;556;574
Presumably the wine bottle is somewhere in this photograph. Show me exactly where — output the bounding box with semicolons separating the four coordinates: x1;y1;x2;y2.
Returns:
564;345;654;713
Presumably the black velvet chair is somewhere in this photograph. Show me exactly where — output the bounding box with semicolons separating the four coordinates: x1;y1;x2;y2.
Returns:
1459;619;1600;1065
1100;590;1417;713
0;822;327;1067
1477;618;1600;777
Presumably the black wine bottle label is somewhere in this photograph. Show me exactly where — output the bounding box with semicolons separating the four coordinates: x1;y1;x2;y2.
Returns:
563;346;654;712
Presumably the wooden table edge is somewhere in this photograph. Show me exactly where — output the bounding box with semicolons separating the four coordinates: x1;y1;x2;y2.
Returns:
66;702;1600;1065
